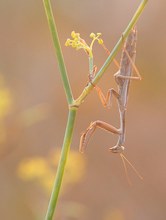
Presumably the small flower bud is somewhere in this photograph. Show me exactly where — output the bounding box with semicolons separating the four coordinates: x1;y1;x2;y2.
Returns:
71;31;76;38
97;33;102;37
90;33;95;38
65;39;70;46
98;38;103;44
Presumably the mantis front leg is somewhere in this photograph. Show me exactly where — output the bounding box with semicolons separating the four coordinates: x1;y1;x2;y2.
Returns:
79;120;121;153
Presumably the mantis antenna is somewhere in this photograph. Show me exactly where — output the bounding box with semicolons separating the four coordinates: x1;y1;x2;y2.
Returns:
120;153;143;185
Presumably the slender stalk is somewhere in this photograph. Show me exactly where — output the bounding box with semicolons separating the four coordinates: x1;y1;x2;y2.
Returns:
43;1;76;219
89;56;94;80
43;0;73;104
45;108;77;220
75;0;148;105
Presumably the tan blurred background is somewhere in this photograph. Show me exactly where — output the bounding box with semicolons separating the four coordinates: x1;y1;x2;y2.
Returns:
0;0;166;219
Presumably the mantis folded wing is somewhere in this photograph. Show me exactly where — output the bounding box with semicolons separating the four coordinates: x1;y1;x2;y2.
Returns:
79;27;141;154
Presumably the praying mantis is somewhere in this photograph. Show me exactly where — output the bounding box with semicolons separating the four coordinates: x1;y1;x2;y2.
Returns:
79;27;143;181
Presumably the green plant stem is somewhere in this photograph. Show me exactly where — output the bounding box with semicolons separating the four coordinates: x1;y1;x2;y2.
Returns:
45;108;77;220
89;56;94;79
75;0;148;105
43;0;73;104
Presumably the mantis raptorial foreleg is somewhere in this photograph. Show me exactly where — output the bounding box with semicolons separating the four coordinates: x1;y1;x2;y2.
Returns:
79;120;120;153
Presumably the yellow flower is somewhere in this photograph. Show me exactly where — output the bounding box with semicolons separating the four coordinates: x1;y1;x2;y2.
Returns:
0;74;12;144
0;74;12;119
18;157;49;180
65;31;104;58
18;149;86;194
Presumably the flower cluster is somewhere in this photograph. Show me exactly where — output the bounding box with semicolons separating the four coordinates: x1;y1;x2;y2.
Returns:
18;149;86;194
65;31;103;58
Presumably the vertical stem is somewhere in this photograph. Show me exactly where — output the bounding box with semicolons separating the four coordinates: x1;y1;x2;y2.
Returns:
43;1;76;219
89;56;94;80
45;108;77;220
43;0;73;104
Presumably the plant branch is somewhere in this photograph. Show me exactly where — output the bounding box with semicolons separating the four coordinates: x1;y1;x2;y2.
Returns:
45;108;77;220
43;0;73;104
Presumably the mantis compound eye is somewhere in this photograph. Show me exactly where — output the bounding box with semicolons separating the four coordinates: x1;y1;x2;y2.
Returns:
109;145;125;153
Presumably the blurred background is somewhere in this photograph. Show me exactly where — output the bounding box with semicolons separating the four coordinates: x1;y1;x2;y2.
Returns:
0;0;166;219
